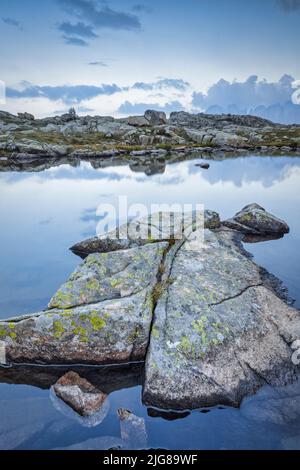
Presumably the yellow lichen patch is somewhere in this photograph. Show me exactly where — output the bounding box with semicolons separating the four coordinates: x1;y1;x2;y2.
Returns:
72;325;89;343
0;327;8;338
53;320;66;339
86;278;99;290
90;313;106;331
110;278;121;288
179;335;196;357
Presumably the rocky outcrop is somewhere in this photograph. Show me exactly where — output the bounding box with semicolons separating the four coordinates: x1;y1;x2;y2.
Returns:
17;112;35;121
0;206;299;410
223;203;290;235
169;111;276;129
0;109;299;161
184;128;247;147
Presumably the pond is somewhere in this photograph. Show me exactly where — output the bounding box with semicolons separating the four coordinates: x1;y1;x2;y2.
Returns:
0;154;299;450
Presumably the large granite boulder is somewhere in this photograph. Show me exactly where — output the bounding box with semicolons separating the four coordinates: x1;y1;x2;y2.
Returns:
143;229;300;409
144;110;167;126
223;203;290;235
17;112;35;121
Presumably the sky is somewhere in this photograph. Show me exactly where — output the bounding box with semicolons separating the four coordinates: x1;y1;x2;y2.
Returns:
0;0;300;121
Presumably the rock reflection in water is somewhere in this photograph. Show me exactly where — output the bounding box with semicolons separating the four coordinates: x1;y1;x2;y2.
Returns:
0;362;144;394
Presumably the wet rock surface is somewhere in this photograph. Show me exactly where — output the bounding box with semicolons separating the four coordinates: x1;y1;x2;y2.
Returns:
0;207;299;410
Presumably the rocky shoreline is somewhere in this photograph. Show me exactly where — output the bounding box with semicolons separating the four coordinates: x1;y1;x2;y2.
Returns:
0;204;299;411
1;109;300;163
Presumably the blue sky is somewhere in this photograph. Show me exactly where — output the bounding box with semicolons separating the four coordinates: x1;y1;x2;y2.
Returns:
1;0;300;118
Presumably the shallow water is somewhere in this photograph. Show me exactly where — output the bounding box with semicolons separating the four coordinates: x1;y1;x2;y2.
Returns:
0;154;299;450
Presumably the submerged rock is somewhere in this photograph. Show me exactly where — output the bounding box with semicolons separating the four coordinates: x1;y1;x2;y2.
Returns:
223;203;290;235
195;162;210;169
118;409;148;450
0;208;299;410
52;371;108;417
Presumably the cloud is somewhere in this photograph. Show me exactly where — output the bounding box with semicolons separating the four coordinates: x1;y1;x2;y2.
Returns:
192;74;296;109
6;75;300;123
192;74;300;124
88;61;108;67
58;21;98;38
62;35;89;46
2;17;23;30
7;83;122;104
58;0;141;31
56;0;141;46
132;4;153;13
118;100;184;115
6;78;190;109
132;78;190;92
278;0;300;11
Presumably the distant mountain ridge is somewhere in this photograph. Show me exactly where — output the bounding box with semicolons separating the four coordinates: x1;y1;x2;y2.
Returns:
204;101;300;125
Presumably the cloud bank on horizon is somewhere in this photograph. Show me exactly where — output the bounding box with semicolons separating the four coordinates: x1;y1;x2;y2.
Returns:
4;74;300;124
0;0;300;123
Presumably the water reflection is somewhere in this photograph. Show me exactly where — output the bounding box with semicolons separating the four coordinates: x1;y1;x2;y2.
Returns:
0;364;299;450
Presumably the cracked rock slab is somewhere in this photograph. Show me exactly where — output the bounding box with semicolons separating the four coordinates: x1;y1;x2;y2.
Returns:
0;242;168;365
49;242;168;309
0;290;152;364
143;230;300;410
